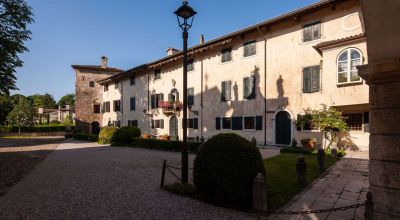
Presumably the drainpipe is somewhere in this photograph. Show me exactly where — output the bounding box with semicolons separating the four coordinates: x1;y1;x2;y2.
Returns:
201;58;203;138
120;80;123;126
257;25;268;146
147;73;150;134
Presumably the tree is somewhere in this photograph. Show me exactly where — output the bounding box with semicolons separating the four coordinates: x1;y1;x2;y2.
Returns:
296;104;349;150
6;96;36;134
10;93;27;105
46;111;49;125
58;93;75;108
0;93;13;124
27;93;43;108
0;0;34;95
41;93;57;109
38;114;42;125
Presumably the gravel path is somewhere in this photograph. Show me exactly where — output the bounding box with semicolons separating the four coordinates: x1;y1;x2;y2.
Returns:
0;140;270;219
0;137;64;197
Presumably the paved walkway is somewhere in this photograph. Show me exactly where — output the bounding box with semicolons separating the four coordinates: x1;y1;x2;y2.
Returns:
271;151;369;220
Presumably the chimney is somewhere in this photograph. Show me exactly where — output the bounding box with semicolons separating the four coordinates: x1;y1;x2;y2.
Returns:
200;34;204;44
66;102;70;110
38;106;44;114
101;56;108;68
166;47;180;56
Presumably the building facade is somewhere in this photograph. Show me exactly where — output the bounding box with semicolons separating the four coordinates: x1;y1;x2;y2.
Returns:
37;103;76;124
77;0;370;150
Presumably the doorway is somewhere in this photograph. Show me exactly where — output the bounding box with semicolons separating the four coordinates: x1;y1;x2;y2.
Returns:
275;111;291;145
170;116;178;140
91;121;100;135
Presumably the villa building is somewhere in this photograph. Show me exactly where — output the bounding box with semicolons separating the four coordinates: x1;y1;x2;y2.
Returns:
74;0;370;150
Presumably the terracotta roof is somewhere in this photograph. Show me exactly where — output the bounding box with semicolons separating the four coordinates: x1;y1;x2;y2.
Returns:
313;33;366;55
71;65;124;72
97;0;347;84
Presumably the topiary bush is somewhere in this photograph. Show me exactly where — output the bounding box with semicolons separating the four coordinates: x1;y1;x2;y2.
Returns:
112;126;141;143
193;133;265;208
98;126;118;144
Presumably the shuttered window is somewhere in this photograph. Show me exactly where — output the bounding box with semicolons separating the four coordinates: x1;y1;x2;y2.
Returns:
221;81;231;101
115;82;119;89
221;48;232;63
221;117;231;130
243;77;256;99
128;120;138;127
303;21;321;42
303;66;320;93
104;85;109;92
155;70;161;80
231;117;243;130
188;88;194;105
105;102;110;112
188;60;194;71
130;76;135;85
152;119;164;129
244;41;256;57
113;100;120;112
130;97;135;110
187;118;198;129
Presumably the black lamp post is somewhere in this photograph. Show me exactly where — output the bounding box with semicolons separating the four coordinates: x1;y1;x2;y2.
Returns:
174;1;196;184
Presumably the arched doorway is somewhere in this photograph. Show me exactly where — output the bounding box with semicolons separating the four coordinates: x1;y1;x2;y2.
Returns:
170;116;178;140
169;88;179;101
91;122;100;135
275;111;291;145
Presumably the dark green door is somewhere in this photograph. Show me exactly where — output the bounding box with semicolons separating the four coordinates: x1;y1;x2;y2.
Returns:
276;111;291;145
170;116;178;140
92;122;100;135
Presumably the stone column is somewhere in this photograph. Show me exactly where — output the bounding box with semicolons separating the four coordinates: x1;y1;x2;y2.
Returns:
358;60;400;219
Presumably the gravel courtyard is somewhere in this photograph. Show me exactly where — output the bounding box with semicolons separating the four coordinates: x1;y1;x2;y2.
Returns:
0;139;279;219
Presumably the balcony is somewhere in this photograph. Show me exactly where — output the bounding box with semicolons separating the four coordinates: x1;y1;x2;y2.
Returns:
159;100;182;117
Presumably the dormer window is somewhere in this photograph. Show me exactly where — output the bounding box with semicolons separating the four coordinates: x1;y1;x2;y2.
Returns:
303;21;321;42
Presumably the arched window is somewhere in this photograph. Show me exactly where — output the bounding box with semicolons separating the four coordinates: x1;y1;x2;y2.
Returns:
169;88;179;101
337;48;362;84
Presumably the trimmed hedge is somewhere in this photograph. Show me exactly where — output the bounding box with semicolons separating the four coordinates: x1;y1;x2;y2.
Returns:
0;125;75;133
112;137;201;154
112;126;141;143
280;146;346;157
193;133;266;208
99;126;118;144
73;132;99;142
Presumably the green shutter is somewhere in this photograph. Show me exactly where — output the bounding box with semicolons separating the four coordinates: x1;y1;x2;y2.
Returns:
303;26;312;42
216;117;221;130
256;116;262;130
151;120;155;129
221;82;226;101
134;120;138;127
249;42;256;56
101;103;105;113
232;117;242;130
161;119;164;129
194;118;198;129
311;66;320;92
225;81;231;101
244;43;249;57
188;88;194;105
248;77;255;99
133;97;136;110
313;22;321;40
303;67;311;93
243;78;249;98
160;93;164;101
176;92;179;101
128;120;131;126
151;95;155;109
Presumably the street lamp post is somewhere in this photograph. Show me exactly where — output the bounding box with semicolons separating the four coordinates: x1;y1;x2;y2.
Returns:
174;1;197;184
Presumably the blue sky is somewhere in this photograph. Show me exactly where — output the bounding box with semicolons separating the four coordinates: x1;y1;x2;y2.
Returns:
13;0;318;101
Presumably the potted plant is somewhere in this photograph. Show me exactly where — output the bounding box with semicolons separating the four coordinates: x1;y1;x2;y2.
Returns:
300;137;317;150
161;134;171;140
142;133;151;139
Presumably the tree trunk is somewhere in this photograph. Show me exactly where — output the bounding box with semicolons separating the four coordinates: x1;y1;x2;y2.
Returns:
18;127;20;135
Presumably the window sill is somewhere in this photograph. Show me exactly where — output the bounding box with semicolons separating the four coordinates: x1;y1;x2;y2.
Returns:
242;55;257;60
188;70;195;73
243;129;256;132
130;84;135;86
300;37;325;45
221;129;231;131
337;80;362;86
220;60;234;65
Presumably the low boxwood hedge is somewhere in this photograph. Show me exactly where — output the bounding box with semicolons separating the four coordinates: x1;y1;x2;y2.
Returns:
73;132;99;142
280;146;346;157
0;125;75;133
112;137;201;154
112;126;141;143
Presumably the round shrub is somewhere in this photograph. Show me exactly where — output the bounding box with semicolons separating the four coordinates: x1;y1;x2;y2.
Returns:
193;133;265;208
99;126;118;143
112;126;141;143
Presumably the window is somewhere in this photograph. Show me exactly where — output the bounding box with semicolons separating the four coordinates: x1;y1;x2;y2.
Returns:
364;112;369;132
152;119;164;129
303;66;320;93
93;105;100;114
221;81;231;101
89;81;95;87
221;117;231;130
187;118;198;129
244;41;256;57
113;120;121;128
151;94;164;109
155;70;161;80
244;116;255;130
168;89;179;101
130;76;135;85
104;85;109;92
115;82;119;89
128;120;138;127
303;21;321;42
113;100;121;112
221;48;232;63
337;48;362;84
104;102;110;112
243;77;255;99
188;88;194;105
130;97;135;110
343;113;362;131
188;59;194;71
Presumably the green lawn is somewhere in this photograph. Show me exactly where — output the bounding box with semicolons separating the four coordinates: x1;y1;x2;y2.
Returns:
264;153;337;211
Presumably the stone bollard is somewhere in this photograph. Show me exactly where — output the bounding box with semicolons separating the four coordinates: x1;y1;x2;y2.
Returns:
200;136;204;143
331;149;337;159
195;135;199;142
364;191;374;220
296;156;307;185
317;148;326;170
253;173;267;212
